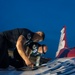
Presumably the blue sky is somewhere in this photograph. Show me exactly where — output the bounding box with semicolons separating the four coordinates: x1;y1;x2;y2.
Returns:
0;0;75;59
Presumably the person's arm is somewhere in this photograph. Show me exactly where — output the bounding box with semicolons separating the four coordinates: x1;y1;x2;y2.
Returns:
16;35;33;67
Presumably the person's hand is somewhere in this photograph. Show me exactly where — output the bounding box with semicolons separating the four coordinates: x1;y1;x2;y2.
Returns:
27;63;34;68
25;60;34;68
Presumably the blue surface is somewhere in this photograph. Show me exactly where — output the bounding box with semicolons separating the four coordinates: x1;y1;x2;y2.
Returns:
0;0;75;59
